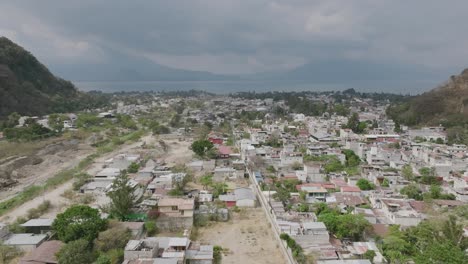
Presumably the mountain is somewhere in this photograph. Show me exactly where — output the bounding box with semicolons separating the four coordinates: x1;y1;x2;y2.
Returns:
252;59;447;83
0;37;98;119
50;49;235;82
387;68;468;127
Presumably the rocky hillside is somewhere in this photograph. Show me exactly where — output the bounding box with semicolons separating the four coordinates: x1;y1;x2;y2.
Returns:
387;68;468;127
0;37;89;119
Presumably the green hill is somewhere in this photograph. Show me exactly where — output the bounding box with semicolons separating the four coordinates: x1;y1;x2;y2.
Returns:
387;68;468;127
0;37;101;119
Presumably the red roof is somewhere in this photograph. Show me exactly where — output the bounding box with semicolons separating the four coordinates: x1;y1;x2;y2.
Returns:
218;145;232;155
341;186;361;192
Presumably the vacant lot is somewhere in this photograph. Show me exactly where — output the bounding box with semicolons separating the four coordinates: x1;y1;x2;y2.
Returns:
197;208;285;264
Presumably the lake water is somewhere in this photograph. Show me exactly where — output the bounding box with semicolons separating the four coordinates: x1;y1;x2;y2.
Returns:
73;79;439;95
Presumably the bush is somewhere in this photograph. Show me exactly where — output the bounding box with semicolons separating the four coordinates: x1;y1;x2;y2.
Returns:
57;239;95;264
213;245;223;264
144;221;158;236
94;227;131;253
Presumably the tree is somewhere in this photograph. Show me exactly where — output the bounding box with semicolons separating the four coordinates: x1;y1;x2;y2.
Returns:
291;162;303;170
273;187;291;205
127;162;140;173
402;164;414;180
346;113;360;133
53;205;107;243
381;178;390;187
145;220;158;236
95;255;112;264
342;149;360;167
199;174;213;190
213;245;223;264
414;241;467;264
191;139;214;157
356;178;375;190
363;250;376;263
335;214;372;241
400;184;423;200
212;182;228;198
94;226;131;253
56;239;95;264
107;172;137;220
48;113;67;132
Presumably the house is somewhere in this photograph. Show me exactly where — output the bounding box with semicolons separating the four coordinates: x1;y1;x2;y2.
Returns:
187;160;204;171
95;167;121;180
80;180;112;194
107;154;140;170
199;191;213;203
347;242;386;264
123;237;213;264
185;244;214;264
219;187;257;208
19;240;63;264
4;233;48;251
234;187;256;207
208;135;223;145
377;198;424;227
157;198;195;230
297;185;328;203
20;218;54;234
340;186;361;196
280;152;303;167
213;167;240;181
217;145;232;159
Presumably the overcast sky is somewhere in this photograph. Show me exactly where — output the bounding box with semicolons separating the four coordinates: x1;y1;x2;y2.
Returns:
1;0;467;75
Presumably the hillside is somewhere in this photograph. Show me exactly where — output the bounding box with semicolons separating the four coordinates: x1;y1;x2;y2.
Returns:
387;68;468;127
0;37;97;119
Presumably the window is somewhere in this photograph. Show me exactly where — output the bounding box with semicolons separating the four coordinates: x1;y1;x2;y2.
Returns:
172;206;178;211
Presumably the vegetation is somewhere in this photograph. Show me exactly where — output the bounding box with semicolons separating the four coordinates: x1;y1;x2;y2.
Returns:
381;216;467;263
57;239;95;264
279;233;310;263
0;37;108;120
316;203;371;241
107;172;137;220
356;179;375;190
191;139;214;157
345;113;367;133
0;242;22;263
94;225;131;253
53;205;107;243
144;220;158;236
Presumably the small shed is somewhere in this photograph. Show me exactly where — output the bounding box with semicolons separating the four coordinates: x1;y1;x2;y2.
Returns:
20;218;54;234
4;233;47;251
234;188;256;208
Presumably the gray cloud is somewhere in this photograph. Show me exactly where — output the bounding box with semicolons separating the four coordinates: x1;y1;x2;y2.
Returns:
0;0;467;75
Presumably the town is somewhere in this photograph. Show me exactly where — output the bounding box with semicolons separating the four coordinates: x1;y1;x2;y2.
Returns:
0;90;467;264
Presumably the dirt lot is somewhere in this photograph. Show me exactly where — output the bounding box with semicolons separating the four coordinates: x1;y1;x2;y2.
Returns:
197;208;286;264
0;134;195;223
0;139;94;202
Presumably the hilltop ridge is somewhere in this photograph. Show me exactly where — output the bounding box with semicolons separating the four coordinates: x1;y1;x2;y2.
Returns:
387;68;468;127
0;37;96;118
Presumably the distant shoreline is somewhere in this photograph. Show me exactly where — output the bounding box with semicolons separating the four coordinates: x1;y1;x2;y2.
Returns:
73;79;437;95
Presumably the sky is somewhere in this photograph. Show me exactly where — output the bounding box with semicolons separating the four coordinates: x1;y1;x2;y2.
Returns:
0;0;467;77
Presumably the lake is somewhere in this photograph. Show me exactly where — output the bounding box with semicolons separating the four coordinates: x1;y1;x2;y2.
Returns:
73;79;439;95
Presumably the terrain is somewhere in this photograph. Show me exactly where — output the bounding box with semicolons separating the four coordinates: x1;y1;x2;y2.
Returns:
198;208;286;264
0;37;106;119
387;68;468;127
